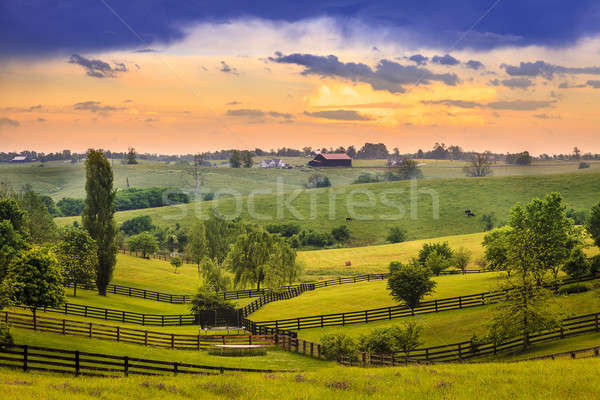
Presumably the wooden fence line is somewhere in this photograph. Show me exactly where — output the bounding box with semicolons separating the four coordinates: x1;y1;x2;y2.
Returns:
524;346;600;361
246;274;599;331
0;342;287;377
1;311;273;351
338;311;600;366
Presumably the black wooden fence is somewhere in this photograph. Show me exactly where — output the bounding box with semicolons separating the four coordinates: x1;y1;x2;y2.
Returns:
247;274;599;331
0;343;286;377
338;311;600;366
1;311;273;351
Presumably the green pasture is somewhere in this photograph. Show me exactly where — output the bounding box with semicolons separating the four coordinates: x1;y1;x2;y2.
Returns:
1;356;599;399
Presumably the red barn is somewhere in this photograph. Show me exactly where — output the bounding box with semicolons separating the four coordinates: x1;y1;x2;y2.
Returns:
308;153;352;167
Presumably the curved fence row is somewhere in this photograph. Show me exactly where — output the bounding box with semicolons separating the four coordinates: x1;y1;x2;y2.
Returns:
0;342;286;377
247;274;599;332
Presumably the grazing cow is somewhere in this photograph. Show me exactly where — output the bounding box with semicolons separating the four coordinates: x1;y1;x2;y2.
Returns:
464;210;472;215
346;217;353;221
345;261;352;266
467;212;476;217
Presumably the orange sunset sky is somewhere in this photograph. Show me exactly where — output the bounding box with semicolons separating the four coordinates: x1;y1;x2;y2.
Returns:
2;15;600;155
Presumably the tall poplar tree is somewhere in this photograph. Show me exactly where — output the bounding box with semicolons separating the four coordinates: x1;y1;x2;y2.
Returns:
82;150;117;296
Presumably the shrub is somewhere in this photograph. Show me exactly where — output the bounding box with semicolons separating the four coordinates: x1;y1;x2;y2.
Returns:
562;248;589;280
298;229;334;247
387;260;436;308
425;251;451;275
417;242;453;265
170;256;182;273
306;174;331;188
557;283;589;295
265;222;301;237
480;213;496;231
453;247;472;272
57;197;85;217
353;173;379;184
320;333;358;361
358;323;422;355
120;215;155;236
203;193;215;201
566;208;587;225
0;324;13;347
128;232;159;258
578;162;590;169
590;255;600;275
331;225;350;242
386;226;406;243
190;284;235;314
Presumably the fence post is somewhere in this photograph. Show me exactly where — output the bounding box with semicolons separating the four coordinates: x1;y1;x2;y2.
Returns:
116;326;120;342
84;305;88;318
144;330;148;346
75;350;80;376
317;344;321;359
435;300;438;312
124;356;129;377
310;342;314;358
62;319;66;335
173;362;178;376
459;297;462;309
89;322;93;338
23;345;28;372
171;334;175;349
596;314;599;332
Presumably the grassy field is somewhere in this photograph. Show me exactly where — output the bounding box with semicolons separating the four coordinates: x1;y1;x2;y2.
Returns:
55;170;600;246
1;358;599;399
251;272;503;321
293;285;600;346
8;328;329;371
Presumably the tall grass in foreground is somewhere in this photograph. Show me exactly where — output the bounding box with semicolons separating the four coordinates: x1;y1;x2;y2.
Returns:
1;359;599;399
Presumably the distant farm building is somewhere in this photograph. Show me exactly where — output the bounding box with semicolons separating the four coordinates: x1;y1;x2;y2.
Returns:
308;153;352;167
260;159;288;168
10;156;29;163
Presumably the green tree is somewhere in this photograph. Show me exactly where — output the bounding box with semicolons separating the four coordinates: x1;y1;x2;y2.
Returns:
320;333;358;361
358;322;423;355
185;219;208;272
562;248;589;281
424;251;450;275
0;198;29;282
128;232;159;258
463;152;492;177
480;212;496;231
306;174;331;188
387;260;436;309
82;149;117;296
417;242;453;265
40;195;61;216
453;247;472;272
229;150;242;168
198;257;230;292
54;227;98;296
242;150;254;168
18;190;58;243
1;248;65;328
190;284;235;314
170;256;182;274
482;227;511;273
126;146;138;164
119;215;155;236
56;198;86;217
225;230;297;290
331;225;350;243
386;226;407;243
587;202;600;248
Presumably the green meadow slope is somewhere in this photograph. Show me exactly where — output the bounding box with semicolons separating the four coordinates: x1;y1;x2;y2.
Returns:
56;170;600;246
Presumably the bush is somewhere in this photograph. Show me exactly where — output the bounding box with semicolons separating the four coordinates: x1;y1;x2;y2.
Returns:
297;229;334;247
417;242;453;265
353;173;379;184
57;197;85;217
425;251;451;275
566;208;587;225
203;193;215;201
590;255;600;275
453;247;472;272
562;248;589;280
386;227;406;243
265;222;301;237
190;284;235;314
120;215;155;236
331;225;350;242
578;162;590;169
0;324;13;347
387;260;436;308
557;283;590;295
128;232;159;258
358;323;423;355
306;174;331;188
320;333;358;361
170;256;182;273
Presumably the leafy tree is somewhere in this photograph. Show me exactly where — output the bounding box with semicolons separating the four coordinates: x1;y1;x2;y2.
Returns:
505;151;532;165
120;215;155;236
170;256;182;274
190;284;235;314
126;146;138;164
359;322;423;355
242;150;254;168
198;257;230;292
54;227;98;296
480;212;496;231
463;152;492;177
356;142;389;159
306;174;331;188
57;198;86;217
566;208;586;225
82;149;117;296
331;225;350;243
385;159;423;181
265;222;301;238
353;172;379;184
0;197;26;231
387;260;436;309
203;212;247;263
386;226;406;243
562;248;589;281
40;195;61;216
320;333;358;361
453;247;472;272
425;251;450;275
482;227;511;273
225;230;297;290
587;202;600;248
18;190;58;243
417;242;453;265
1;248;65;327
0;198;29;282
229;150;242;168
128;232;159;258
185;219;208;272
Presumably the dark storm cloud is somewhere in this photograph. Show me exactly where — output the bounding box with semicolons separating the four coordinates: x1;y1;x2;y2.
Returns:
226;109;293;119
270;53;459;94
408;54;428;65
304;110;372;121
501;61;600;79
68;54;127;78
220;61;238;75
465;60;484;70
431;54;460;66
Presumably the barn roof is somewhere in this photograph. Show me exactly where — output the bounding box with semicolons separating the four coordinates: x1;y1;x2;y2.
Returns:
319;153;351;160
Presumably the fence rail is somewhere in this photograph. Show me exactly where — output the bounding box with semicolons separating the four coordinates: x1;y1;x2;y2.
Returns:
338;311;600;366
0;342;286;377
1;311;273;351
248;274;599;331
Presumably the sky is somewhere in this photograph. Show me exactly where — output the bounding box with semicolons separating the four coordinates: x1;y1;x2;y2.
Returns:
1;1;600;155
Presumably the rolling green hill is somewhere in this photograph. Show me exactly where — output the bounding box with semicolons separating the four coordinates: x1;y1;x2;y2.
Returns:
56;170;600;246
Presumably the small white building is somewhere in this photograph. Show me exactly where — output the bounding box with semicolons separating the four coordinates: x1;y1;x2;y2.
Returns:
260;159;287;168
10;156;28;163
